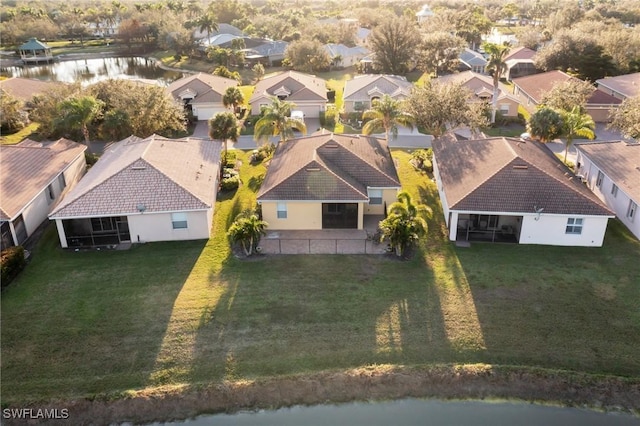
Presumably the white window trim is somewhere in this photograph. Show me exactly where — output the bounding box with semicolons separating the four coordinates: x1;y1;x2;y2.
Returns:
565;217;583;235
277;202;287;219
172;212;188;229
627;201;637;222
368;188;383;205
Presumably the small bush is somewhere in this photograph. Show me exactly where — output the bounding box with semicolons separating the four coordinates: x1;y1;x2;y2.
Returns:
1;246;26;288
224;151;237;168
220;175;240;191
85;152;99;167
322;109;338;128
410;148;433;172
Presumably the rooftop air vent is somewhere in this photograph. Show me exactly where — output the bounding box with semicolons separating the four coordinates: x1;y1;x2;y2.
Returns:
132;166;147;170
513;165;528;170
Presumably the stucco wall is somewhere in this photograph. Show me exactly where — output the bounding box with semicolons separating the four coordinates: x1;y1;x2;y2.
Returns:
262;202;323;230
519;214;609;246
577;152;640;240
128;210;211;242
363;189;398;215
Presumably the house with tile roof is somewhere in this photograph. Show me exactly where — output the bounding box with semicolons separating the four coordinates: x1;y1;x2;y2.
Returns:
502;46;540;81
432;135;614;246
436;71;520;118
250;71;327;118
1;139;86;249
0;77;60;103
49;135;222;248
512;70;622;121
167;73;239;121
343;74;413;113
575;141;640;240
595;72;640;101
257;132;400;231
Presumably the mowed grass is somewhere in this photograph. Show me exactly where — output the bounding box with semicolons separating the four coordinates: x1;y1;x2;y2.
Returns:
2;151;640;404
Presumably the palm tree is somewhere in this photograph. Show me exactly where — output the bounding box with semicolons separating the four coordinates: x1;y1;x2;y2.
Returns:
562;106;595;163
56;96;104;151
379;191;431;257
222;86;244;115
197;12;218;42
227;212;268;256
362;95;414;142
209;111;240;161
483;42;511;124
254;97;307;145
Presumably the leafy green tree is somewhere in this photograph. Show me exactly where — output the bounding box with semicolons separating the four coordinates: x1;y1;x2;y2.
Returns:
213;66;242;83
540;79;595;114
418;32;467;77
222;86;244;114
207;46;233;67
227;211;268;256
362;95;414;142
561;107;595;163
0;90;28;133
209;111;240;160
56;96;104;150
483;42;511;124
368;17;420;75
254;97;306;144
283;39;331;73
405;82;488;137
608;95;640;139
527;107;564;143
379;191;430;257
252;63;265;82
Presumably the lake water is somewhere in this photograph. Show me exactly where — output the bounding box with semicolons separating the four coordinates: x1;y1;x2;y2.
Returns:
0;57;186;86
152;399;639;426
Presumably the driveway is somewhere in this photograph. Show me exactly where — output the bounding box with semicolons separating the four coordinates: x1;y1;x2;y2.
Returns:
545;122;624;165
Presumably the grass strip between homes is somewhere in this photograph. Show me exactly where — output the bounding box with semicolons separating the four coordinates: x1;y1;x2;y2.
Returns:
1;151;639;421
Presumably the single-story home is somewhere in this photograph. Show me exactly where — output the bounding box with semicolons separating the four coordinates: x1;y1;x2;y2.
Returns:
512;70;622;121
343;74;413;113
1;139;87;249
595;72;640;101
432;135;614;246
575;140;640;240
324;43;370;68
250;71;327;117
502;46;540;81
49;135;222;248
167;73;239;121
257;132;401;230
0;77;60;103
459;48;487;74
436;71;520;118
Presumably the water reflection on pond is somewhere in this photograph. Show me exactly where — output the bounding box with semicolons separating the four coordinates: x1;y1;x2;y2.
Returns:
1;57;186;86
153;399;639;426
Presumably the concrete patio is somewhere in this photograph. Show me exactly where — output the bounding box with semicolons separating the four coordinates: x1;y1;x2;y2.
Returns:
259;215;389;255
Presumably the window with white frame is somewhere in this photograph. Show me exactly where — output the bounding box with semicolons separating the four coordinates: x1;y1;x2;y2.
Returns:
499;104;509;114
46;183;55;204
368;189;383;205
277;202;287;219
627;201;637;222
58;173;66;190
565;217;583;234
596;171;604;188
611;183;618;198
171;212;188;229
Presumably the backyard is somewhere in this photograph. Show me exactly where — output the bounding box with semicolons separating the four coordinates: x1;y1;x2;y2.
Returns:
1;151;639;421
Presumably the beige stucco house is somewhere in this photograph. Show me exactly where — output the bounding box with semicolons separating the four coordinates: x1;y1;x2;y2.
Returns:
343;74;413;113
49;135;222;248
1;139;87;249
432;135;614;246
167;73;239;121
250;71;327;118
257;132;400;231
595;72;640;101
436;71;520;118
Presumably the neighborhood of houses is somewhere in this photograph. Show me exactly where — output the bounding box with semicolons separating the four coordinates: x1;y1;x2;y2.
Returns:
1;19;640;255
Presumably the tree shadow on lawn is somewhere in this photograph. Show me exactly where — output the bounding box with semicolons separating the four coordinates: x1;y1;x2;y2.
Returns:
0;224;209;402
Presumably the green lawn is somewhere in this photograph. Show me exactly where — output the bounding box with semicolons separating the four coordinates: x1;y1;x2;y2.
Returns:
2;151;639;404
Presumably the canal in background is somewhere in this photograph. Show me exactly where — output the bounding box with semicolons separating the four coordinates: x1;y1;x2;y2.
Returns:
152;399;639;426
1;57;185;86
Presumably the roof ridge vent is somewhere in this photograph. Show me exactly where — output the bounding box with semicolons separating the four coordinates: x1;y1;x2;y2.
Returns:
512;164;528;170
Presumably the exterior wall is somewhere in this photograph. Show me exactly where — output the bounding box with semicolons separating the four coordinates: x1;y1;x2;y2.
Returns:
497;98;520;117
262;202;323;230
519;214;609;246
363;188;398;215
586;105;614;123
577;151;640;240
127;210;211;242
193;104;226;121
432;155;451;227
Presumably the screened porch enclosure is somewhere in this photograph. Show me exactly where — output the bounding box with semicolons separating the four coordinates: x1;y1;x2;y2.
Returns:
456;213;522;243
61;216;131;247
322;203;358;229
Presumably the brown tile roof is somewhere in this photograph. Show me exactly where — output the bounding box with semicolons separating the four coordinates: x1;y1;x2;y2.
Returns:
589;89;622;105
343;74;413;101
596;72;640;99
0;139;86;221
504;46;536;61
432;136;613;216
257;133;400;202
0;77;61;102
575;141;640;202
50;135;222;218
167;73;238;104
250;71;327;103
